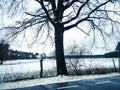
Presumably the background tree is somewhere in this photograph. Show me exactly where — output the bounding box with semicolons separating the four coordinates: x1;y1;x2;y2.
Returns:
65;41;91;75
0;43;9;64
1;0;120;75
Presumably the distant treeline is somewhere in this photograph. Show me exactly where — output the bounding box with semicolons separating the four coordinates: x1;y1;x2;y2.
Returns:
8;49;40;59
1;43;119;60
47;51;120;59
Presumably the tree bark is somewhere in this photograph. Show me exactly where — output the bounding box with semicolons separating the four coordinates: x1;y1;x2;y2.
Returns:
55;24;68;75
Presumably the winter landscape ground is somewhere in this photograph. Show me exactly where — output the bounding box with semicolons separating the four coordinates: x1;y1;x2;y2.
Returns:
0;58;119;89
0;73;120;89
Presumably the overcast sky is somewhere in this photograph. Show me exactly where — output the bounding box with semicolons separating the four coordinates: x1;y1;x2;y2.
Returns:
0;0;119;55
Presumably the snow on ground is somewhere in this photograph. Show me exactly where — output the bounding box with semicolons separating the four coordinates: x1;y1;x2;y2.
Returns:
0;73;120;89
0;58;119;83
0;58;119;89
0;59;56;74
0;58;118;75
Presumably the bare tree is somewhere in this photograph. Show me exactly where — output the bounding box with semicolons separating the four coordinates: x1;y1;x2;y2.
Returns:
65;41;90;75
1;0;120;75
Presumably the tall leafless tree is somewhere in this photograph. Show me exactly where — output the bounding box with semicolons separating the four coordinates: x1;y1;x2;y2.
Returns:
1;0;120;75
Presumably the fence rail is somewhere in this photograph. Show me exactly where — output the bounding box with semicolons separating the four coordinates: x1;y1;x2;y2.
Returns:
46;55;118;59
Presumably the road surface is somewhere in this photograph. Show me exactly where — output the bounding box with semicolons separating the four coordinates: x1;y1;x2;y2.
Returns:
11;75;120;90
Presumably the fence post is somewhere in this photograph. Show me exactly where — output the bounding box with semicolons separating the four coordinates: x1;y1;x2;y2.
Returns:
40;57;44;78
39;53;46;78
118;50;120;73
112;59;117;72
116;42;120;73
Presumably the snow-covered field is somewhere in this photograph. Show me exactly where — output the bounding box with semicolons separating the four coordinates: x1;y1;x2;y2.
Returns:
0;58;119;83
0;59;56;74
0;73;120;89
0;58;118;74
0;59;57;82
66;58;119;69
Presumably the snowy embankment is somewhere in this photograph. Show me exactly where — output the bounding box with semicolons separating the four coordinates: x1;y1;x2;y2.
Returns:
0;59;57;82
0;73;120;89
0;58;119;83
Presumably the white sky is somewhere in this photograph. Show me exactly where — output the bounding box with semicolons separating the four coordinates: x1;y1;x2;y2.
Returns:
0;0;119;55
7;28;117;55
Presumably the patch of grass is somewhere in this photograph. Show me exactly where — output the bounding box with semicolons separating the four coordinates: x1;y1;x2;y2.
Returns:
0;69;57;83
0;67;118;83
68;67;118;75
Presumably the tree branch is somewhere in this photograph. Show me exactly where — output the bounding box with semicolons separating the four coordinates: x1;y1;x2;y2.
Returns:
76;26;89;36
63;0;89;25
63;0;79;10
35;0;54;25
64;0;110;31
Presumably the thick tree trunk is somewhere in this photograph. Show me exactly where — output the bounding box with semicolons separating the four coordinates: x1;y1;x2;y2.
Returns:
55;25;68;75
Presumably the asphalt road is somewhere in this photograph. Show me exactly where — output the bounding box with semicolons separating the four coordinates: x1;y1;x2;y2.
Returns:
11;75;120;90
